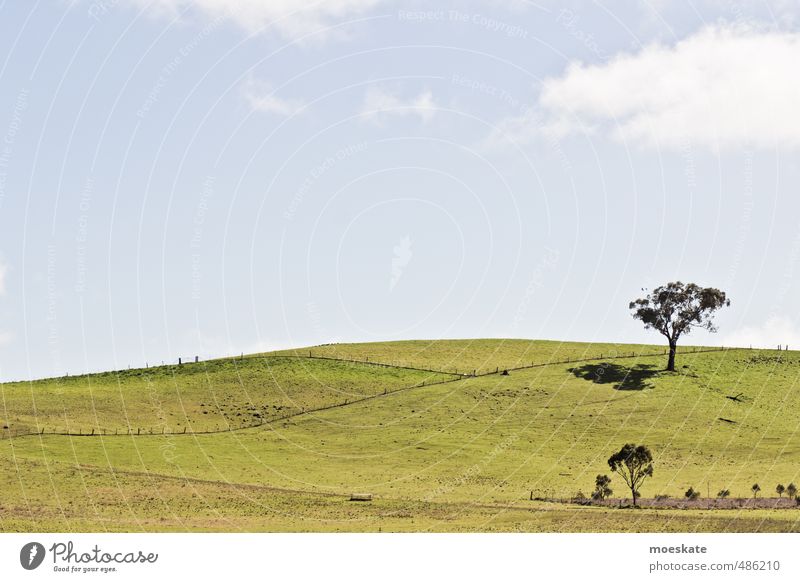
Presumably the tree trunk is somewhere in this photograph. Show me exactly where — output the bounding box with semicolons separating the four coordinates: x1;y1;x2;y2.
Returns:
667;341;677;371
631;486;637;506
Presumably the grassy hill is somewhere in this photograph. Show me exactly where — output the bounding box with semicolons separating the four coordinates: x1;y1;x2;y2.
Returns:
0;356;457;435
2;339;800;532
272;338;705;375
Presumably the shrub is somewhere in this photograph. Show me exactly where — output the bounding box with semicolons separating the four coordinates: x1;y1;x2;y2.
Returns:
573;491;591;505
592;474;613;501
684;487;700;500
717;489;730;499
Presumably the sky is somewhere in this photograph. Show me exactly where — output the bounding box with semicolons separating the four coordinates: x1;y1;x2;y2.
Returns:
1;0;800;380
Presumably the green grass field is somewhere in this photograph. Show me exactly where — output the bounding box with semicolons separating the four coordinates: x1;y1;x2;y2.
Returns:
0;356;457;435
2;339;800;532
272;338;705;375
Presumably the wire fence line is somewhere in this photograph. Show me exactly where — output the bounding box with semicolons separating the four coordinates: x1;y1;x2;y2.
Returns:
1;346;733;441
273;352;473;377
265;345;730;378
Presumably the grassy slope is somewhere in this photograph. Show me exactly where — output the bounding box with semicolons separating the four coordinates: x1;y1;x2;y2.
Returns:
272;338;705;375
2;341;800;532
3;456;798;533
0;356;457;435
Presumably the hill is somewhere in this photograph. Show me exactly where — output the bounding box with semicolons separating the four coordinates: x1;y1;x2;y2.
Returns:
2;339;799;532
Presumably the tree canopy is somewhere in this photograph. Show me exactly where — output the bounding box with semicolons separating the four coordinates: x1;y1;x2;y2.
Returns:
607;443;654;506
630;282;729;371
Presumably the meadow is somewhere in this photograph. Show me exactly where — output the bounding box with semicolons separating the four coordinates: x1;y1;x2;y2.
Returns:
272;338;706;375
0;356;456;435
2;339;800;532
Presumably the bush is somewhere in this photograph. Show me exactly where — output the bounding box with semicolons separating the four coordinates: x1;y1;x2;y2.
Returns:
592;474;613;501
717;489;730;499
573;491;591;505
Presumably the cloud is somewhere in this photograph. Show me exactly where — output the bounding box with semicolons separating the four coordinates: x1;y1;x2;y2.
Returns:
723;317;800;349
120;0;382;38
242;76;304;115
390;235;412;291
361;87;437;124
536;24;800;150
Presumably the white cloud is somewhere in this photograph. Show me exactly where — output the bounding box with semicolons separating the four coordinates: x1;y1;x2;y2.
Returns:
242;76;304;115
121;0;382;38
361;87;437;124
723;317;800;349
536;24;800;150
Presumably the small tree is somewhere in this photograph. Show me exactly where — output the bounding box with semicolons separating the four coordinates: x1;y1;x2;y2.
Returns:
717;489;730;499
592;474;613;501
629;282;730;371
787;483;797;499
684;486;700;500
751;483;761;498
607;444;653;506
776;484;785;498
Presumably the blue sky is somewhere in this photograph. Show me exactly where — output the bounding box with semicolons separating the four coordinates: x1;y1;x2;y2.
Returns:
1;0;800;380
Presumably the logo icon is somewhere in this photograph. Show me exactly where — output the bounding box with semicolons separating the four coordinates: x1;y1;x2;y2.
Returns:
20;542;46;570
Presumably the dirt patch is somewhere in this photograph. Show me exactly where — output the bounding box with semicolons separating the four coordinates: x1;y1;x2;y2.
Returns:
570;497;799;510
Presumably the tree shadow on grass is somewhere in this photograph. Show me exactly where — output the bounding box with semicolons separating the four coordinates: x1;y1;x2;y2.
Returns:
568;362;660;391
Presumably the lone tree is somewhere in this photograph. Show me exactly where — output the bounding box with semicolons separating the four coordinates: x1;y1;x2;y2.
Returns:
629;282;730;371
608;444;654;506
752;483;761;498
787;483;797;499
592;474;613;501
776;484;785;498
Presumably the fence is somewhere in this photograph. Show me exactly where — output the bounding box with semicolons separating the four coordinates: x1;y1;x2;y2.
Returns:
1;346;733;441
